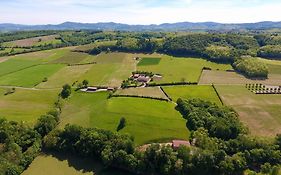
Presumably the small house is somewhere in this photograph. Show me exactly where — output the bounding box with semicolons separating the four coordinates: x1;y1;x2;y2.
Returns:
137;76;150;83
172;140;190;149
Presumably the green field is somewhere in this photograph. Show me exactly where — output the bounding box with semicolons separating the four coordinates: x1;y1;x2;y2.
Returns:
163;85;222;105
215;85;281;137
137;57;161;66
22;153;132;175
137;55;232;83
0;64;64;87
79;53;136;87
0;88;59;123
115;87;168;99
59;91;189;145
37;65;92;88
0;59;41;76
51;51;89;64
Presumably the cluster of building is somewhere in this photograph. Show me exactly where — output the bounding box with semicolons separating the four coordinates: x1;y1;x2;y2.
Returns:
247;84;281;94
132;73;162;84
83;86;115;92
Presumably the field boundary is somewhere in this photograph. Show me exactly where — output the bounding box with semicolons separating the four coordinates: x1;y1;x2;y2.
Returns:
0;64;41;78
110;94;170;102
159;86;172;101
211;84;224;105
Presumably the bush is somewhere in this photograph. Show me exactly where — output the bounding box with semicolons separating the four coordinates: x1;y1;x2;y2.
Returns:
233;58;268;78
60;84;71;99
117;117;126;131
34;114;58;137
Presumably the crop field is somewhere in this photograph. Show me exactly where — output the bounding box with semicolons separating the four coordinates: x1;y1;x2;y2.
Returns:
0;59;41;76
37;65;93;88
0;64;64;87
163;85;222;105
22;153;132;175
199;70;281;85
114;87;168;99
137;55;232;83
137;57;161;66
0;88;59;123
59;92;189;145
2;35;61;47
51;51;89;64
215;85;281;137
79;53;136;87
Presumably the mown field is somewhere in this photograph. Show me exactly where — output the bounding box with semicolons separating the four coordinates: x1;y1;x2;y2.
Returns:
163;85;222;105
23;153;131;175
215;85;281;137
199;70;281;85
0;88;59;124
114;86;168;99
59;91;189;145
137;55;232;83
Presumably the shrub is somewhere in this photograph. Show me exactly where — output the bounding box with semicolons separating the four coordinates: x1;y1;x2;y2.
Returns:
233;58;268;78
117;117;126;131
60;84;71;99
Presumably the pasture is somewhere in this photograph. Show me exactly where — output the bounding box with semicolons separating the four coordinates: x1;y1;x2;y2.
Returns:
162;85;222;105
22;153;132;175
137;55;232;83
0;64;64;87
0;88;59;124
79;53;136;87
215;85;281;137
37;64;92;88
114;87;168;99
199;70;281;85
137;57;161;66
59;91;189;145
51;51;89;64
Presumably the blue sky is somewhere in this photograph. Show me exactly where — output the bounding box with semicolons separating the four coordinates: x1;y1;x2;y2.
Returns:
0;0;281;24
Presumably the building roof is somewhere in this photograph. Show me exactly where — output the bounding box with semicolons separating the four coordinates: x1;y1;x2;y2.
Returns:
137;76;150;82
172;140;190;148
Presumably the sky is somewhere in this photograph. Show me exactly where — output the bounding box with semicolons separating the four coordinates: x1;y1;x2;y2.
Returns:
0;0;281;24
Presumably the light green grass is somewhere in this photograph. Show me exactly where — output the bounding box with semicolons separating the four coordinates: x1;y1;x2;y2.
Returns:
163;85;222;105
51;52;89;64
0;64;64;87
0;88;59;124
59;92;189;145
138;57;161;66
79;53;136;87
37;65;92;88
22;153;132;175
215;85;281;137
115;87;168;99
137;55;232;83
257;57;281;75
0;59;41;76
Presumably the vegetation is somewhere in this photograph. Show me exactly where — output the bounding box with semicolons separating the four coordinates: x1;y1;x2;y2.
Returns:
60;84;72;99
233;58;269;78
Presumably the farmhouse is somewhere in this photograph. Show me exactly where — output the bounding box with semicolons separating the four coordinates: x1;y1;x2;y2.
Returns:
137;76;150;83
172;140;190;149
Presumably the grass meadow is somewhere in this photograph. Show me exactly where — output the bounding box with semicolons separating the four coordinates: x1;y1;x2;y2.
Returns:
115;87;168;99
163;85;222;105
137;55;232;83
215;85;281;137
0;88;59;124
59;91;189;145
0;64;65;87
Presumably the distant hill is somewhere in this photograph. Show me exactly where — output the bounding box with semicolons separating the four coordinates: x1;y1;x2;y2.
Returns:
1;21;281;32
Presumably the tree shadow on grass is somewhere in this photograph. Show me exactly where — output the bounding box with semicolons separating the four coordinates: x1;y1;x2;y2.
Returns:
42;151;133;175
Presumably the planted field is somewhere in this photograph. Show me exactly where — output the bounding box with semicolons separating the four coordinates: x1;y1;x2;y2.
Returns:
114;87;168;99
199;70;281;85
0;64;64;87
2;35;61;47
37;65;92;88
80;53;136;87
22;153;132;175
163;85;222;105
0;59;40;76
59;92;189;145
51;51;89;64
137;55;232;83
0;88;59;123
137;57;161;66
215;85;281;137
